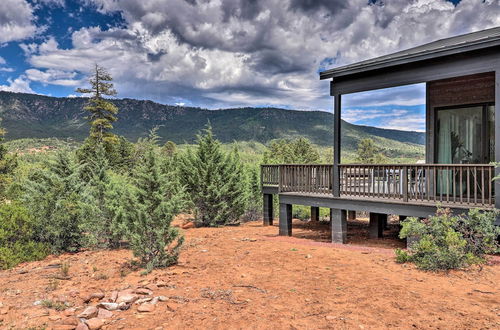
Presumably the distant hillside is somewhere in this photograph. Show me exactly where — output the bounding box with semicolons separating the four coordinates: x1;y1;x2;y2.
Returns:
0;91;424;154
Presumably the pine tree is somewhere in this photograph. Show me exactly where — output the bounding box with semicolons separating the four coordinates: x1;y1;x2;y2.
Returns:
263;138;320;164
356;138;386;164
76;64;118;144
125;132;185;270
179;125;247;226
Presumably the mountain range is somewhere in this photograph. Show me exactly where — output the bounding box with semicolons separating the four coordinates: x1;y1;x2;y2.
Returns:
0;91;424;154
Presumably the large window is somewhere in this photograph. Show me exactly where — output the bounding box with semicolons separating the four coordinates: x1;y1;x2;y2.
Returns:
436;104;494;164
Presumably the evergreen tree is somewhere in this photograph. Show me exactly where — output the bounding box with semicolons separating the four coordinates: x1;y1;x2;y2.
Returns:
356;138;386;164
76;64;119;144
20;150;83;253
243;165;262;220
0;124;17;198
263;137;320;164
179;125;247;226
79;144;134;248
125;132;185;270
163;141;177;157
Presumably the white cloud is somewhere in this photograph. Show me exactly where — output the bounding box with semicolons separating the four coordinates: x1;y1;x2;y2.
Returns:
19;0;500;110
25;68;81;86
0;75;34;93
342;109;408;123
0;0;37;43
380;115;426;132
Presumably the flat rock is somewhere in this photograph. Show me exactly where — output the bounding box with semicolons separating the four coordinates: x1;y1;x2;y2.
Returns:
76;323;89;330
97;308;113;319
116;290;139;304
135;297;152;305
134;288;153;295
77;306;98;319
63;308;76;317
82;292;105;303
137;303;155;313
97;302;119;311
60;316;79;326
85;317;105;330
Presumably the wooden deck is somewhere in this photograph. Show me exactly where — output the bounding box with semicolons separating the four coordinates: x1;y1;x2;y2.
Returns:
262;164;495;209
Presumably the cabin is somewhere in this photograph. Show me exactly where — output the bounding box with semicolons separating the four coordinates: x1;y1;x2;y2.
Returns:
261;27;500;244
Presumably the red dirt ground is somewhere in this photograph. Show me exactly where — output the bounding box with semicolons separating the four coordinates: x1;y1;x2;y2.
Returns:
0;218;498;329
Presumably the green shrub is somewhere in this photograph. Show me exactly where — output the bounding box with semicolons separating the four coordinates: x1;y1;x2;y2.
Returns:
242;165;262;221
79;145;134;249
124;134;185;271
20;150;83;253
179;125;247;226
0;202;49;269
398;208;499;270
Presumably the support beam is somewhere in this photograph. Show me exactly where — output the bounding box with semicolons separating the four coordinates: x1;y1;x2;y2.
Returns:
347;210;356;220
263;194;274;226
279;203;292;236
333;93;341;198
369;213;386;238
330;209;347;243
495;69;500;225
311;206;320;222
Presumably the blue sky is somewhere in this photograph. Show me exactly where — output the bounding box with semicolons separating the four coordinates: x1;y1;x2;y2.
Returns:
0;0;499;132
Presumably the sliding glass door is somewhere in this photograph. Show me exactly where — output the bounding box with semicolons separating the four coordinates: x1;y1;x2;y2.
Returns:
435;104;494;196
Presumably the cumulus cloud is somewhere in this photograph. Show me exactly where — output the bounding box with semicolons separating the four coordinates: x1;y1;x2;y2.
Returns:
0;0;38;44
25;68;81;86
0;75;34;93
20;0;500;109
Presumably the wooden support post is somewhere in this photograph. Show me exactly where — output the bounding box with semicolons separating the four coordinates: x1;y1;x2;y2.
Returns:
330;209;347;243
347;210;356;220
333;93;341;198
279;203;292;236
369;213;386;238
263;194;274;226
311;206;320;222
495;69;500;225
402;166;408;202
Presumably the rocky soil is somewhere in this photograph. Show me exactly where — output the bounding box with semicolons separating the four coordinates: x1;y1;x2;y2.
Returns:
0;218;498;329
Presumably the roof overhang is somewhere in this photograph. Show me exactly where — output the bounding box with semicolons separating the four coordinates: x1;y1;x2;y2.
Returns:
319;27;500;81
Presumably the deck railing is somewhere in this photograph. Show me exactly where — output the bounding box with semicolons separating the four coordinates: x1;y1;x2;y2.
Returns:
279;164;332;194
261;164;495;208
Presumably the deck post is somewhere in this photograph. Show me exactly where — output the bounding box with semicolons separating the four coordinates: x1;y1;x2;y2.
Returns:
369;213;386;238
263;194;274;226
333;92;341;198
311;206;320;222
495;69;500;225
347;210;356;220
330;208;347;243
279;203;292;236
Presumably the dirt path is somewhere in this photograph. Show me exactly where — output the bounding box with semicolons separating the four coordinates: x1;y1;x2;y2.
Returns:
0;220;498;329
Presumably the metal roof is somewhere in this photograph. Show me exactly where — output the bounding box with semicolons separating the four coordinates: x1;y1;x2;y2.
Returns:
319;26;500;80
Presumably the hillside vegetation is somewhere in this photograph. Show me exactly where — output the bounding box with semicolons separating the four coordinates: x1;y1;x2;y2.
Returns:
0;91;424;161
